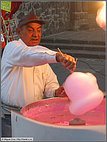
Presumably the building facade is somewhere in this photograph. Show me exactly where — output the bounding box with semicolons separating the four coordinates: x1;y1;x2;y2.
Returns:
11;1;103;39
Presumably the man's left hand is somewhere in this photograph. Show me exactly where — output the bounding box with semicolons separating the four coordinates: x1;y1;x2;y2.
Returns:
55;86;67;97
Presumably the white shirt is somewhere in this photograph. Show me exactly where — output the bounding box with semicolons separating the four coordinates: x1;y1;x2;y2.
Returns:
1;39;59;107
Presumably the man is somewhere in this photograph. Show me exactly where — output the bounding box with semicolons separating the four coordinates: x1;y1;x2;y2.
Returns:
1;14;76;109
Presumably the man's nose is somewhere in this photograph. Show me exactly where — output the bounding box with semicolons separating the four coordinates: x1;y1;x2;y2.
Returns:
33;30;37;37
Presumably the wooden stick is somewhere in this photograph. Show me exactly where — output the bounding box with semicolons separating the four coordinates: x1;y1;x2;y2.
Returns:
57;48;63;56
76;58;78;62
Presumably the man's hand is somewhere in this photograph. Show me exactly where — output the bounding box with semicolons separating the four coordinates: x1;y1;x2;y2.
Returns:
55;86;67;97
56;52;76;72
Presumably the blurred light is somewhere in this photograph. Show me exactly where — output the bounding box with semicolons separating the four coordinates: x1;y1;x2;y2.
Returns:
96;1;106;31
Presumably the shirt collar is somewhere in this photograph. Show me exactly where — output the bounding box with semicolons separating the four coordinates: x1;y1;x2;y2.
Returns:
18;39;27;46
18;39;38;48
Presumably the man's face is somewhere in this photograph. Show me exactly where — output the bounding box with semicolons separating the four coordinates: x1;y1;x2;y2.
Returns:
18;22;42;46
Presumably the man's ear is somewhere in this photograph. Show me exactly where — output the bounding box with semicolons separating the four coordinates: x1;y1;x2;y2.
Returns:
16;27;22;37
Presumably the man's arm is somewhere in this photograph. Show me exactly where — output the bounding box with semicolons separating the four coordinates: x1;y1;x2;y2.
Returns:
4;41;57;67
43;64;60;98
4;41;76;72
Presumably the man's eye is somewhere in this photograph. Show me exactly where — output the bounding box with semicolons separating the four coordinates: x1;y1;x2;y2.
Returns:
37;29;41;32
28;28;33;32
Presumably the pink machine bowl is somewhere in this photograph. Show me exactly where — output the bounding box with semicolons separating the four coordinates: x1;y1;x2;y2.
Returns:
21;97;106;126
11;97;106;141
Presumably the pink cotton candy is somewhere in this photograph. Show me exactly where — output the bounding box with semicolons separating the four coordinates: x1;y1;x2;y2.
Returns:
63;72;104;115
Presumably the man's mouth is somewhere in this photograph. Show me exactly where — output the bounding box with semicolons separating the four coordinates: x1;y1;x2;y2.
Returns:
31;39;38;41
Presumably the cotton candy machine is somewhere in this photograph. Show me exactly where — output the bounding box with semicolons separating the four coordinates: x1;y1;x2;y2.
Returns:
11;97;106;141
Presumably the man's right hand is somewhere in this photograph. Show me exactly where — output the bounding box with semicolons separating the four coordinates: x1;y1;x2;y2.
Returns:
56;52;76;72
